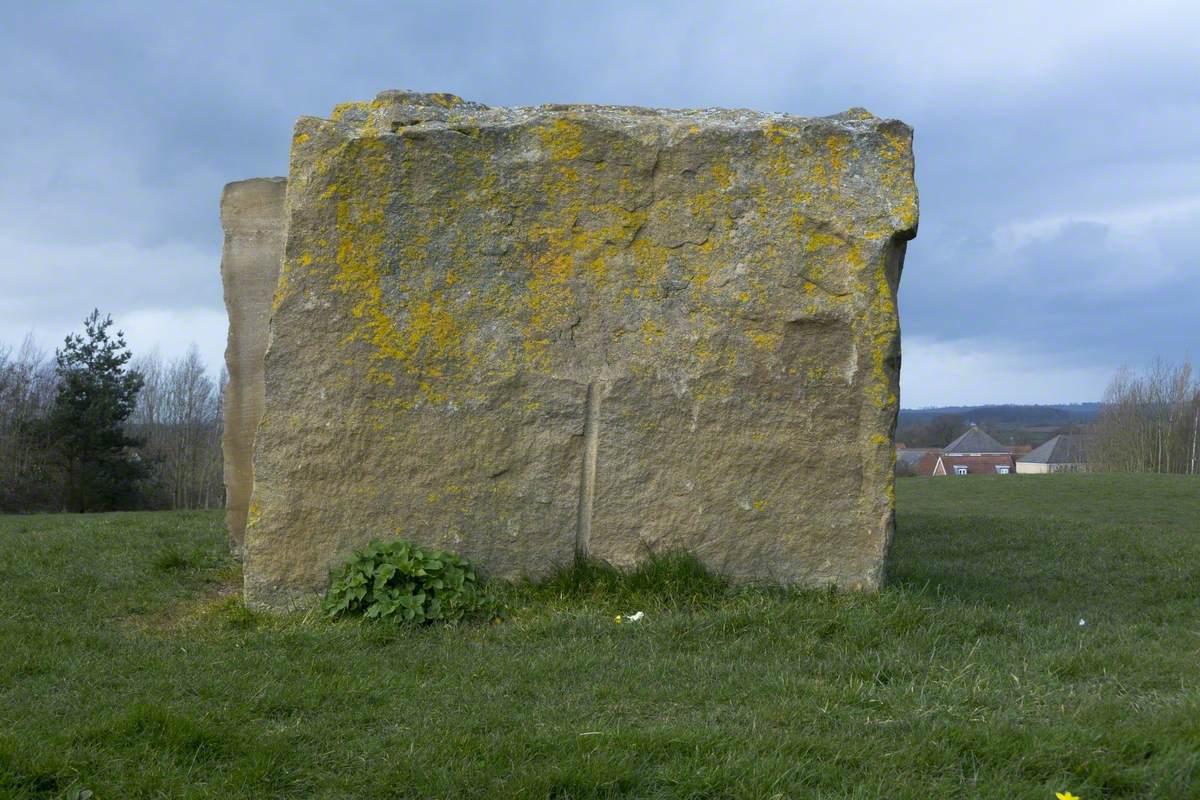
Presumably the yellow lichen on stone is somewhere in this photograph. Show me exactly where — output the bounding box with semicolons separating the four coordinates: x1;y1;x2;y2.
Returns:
746;330;781;351
824;134;849;174
762;120;797;180
329;101;364;121
239;95;918;612
315;139;476;404
539;118;585;162
641;319;665;345
429;92;464;108
271;263;291;312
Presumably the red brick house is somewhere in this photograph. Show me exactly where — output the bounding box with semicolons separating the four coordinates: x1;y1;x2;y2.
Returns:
930;426;1016;476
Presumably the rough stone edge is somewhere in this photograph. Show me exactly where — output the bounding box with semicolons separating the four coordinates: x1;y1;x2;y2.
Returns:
221;176;287;559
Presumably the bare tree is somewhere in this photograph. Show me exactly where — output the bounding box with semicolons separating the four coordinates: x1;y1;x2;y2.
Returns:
0;334;59;510
1092;359;1200;474
130;346;225;509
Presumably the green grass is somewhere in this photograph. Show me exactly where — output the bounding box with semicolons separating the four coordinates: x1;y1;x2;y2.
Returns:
1;474;1197;799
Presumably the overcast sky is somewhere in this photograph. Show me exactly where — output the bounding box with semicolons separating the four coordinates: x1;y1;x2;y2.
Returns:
2;1;1197;407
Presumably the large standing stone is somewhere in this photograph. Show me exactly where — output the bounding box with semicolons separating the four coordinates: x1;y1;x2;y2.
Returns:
240;91;917;610
220;177;286;558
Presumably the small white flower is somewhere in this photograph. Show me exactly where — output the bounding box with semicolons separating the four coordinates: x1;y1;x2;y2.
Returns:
1078;618;1086;626
626;611;645;623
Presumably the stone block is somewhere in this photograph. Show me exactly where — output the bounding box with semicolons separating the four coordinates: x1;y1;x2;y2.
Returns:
237;91;917;610
220;177;286;557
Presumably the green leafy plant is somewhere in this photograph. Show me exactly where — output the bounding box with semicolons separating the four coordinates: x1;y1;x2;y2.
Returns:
323;539;502;624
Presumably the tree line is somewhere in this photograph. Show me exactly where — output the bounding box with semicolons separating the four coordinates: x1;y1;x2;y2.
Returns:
0;311;225;513
896;413;971;449
1090;359;1200;474
896;358;1200;476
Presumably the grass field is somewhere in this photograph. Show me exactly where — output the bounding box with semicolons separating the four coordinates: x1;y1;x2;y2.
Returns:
1;473;1197;799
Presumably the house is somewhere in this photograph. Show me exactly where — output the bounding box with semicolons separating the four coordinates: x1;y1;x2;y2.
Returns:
1015;434;1089;474
897;448;941;476
931;425;1016;476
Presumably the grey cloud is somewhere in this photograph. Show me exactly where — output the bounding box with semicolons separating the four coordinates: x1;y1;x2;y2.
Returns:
2;0;1198;401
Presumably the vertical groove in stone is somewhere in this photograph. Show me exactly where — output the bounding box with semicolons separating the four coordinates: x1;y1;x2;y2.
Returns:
575;381;602;557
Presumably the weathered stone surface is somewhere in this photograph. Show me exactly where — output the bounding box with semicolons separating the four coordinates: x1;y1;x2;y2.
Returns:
242;90;917;610
220;177;286;558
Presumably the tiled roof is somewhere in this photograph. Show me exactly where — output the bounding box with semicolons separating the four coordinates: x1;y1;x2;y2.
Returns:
1018;434;1089;464
942;425;1008;454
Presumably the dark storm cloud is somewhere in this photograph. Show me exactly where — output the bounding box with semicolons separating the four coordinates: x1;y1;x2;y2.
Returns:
2;0;1197;405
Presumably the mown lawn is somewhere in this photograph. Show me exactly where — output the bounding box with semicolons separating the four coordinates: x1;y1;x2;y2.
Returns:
1;473;1197;799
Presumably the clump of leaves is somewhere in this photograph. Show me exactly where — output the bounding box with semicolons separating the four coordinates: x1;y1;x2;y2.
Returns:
323;539;502;624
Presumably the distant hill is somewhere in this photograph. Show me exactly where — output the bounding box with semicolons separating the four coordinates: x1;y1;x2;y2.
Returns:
901;403;1101;427
897;403;1101;448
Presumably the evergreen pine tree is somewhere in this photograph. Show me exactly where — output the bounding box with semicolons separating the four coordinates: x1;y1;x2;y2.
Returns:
48;310;147;511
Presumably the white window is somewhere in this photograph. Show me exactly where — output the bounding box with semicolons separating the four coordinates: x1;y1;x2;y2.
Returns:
954;465;968;475
995;465;1010;475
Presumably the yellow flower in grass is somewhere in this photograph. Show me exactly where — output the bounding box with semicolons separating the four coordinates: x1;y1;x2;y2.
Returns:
614;615;622;624
1056;792;1080;800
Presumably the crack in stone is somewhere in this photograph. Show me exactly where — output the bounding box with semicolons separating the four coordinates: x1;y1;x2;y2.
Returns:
575;381;602;557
